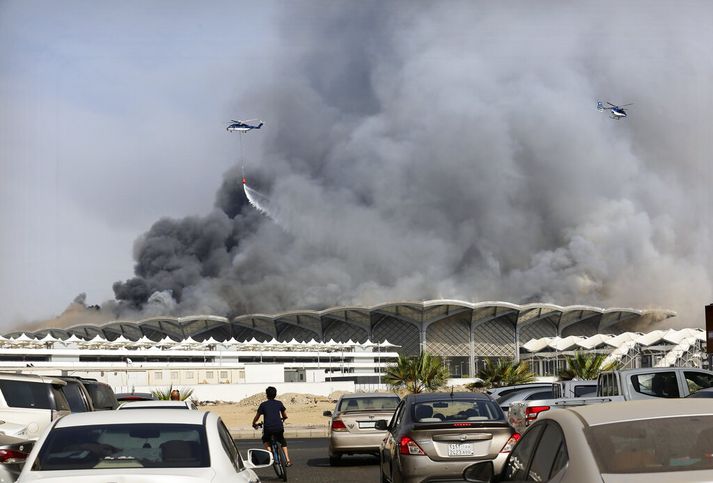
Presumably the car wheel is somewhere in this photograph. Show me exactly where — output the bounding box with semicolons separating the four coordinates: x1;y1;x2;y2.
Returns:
329;453;342;466
380;468;388;483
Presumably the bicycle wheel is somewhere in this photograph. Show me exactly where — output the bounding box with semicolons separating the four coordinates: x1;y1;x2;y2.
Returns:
278;444;288;481
272;441;286;481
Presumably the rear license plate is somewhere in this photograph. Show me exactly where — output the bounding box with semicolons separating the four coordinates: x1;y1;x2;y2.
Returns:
448;443;474;456
358;421;376;429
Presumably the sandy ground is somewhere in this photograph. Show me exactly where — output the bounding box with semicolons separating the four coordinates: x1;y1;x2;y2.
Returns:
205;401;335;429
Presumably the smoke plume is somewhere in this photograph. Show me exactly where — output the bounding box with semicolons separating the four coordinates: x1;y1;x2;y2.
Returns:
110;2;713;325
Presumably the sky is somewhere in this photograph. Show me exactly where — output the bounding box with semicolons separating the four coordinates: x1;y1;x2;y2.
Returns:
1;1;712;332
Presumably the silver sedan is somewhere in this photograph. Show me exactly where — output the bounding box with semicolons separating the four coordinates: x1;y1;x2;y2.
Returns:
464;398;713;482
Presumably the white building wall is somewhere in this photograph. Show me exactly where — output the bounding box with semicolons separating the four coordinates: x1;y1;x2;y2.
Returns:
244;364;284;383
136;381;355;403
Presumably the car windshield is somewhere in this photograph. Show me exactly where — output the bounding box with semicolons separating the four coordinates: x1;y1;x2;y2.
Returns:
338;397;399;411
586;416;713;473
33;423;209;470
412;399;503;422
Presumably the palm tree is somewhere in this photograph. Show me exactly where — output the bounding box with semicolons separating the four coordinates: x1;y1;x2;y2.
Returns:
558;352;619;381
473;358;535;389
384;352;450;393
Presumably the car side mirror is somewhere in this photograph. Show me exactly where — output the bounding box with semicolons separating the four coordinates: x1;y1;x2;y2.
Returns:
375;419;388;431
463;461;495;482
323;410;332;417
245;448;273;469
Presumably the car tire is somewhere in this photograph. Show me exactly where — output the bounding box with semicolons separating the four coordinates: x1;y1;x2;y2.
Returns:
329;453;342;466
379;468;389;483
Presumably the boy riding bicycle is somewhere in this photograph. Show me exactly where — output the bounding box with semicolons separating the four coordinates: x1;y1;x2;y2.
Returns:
252;386;292;466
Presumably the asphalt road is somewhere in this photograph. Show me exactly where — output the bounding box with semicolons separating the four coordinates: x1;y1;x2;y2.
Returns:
236;438;381;483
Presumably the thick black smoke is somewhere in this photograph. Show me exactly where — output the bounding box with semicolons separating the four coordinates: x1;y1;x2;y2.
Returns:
113;2;713;324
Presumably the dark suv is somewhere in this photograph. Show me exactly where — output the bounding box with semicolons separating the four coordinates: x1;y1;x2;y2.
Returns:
76;377;119;410
54;377;95;412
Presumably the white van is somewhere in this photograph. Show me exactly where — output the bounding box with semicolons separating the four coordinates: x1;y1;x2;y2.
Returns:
0;373;71;440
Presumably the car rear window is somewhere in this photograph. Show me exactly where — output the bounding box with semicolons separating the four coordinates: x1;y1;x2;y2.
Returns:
62;382;90;412
338;397;399;411
0;380;65;410
574;385;596;397
412;399;503;422
586;416;713;473
84;383;119;410
33;423;209;470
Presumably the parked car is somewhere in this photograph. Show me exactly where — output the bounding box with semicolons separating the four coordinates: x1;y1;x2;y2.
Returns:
551;379;597;399
0;433;34;483
53;377;94;412
597;366;713;399
118;400;197;410
0;373;71;440
485;383;553;400
496;386;554;417
377;392;518;483
464;398;713;482
74;378;119;410
507;380;598;433
17;409;273;482
0;420;31;438
115;392;155;402
507;368;713;433
323;392;400;465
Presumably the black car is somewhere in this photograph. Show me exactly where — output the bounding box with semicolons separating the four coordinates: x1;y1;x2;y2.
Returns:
75;377;119;410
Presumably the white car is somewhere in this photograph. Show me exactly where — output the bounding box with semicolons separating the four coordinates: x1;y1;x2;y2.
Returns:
117;400;198;410
17;409;272;482
0;373;71;440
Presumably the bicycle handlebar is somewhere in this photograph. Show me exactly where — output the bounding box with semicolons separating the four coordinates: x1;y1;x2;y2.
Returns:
253;418;287;430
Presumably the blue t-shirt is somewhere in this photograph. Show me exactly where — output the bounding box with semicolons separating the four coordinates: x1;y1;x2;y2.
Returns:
258;399;286;431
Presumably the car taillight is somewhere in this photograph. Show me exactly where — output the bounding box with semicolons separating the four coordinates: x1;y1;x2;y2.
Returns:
398;436;425;456
331;419;348;432
500;433;521;453
0;449;28;463
525;405;550;423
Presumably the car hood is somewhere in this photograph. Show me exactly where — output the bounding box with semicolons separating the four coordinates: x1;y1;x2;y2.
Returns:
18;468;217;482
601;470;713;483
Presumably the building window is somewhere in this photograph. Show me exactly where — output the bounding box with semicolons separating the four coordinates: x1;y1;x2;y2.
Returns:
186;372;195;380
171;371;179;381
206;371;214;379
154;372;163;381
220;371;229;379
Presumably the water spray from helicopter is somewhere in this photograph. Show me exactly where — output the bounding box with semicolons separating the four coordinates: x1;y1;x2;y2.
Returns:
226;118;279;221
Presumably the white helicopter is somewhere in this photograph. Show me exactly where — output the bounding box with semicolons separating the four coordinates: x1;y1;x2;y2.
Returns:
226;119;264;132
597;101;632;119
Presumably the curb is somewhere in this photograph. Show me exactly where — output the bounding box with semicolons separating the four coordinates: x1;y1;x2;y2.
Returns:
231;427;328;440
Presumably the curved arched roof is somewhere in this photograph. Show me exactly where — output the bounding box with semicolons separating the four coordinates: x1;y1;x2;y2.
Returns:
6;300;676;348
